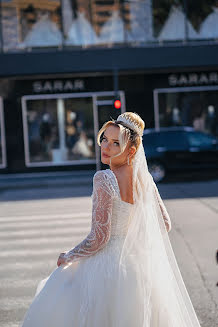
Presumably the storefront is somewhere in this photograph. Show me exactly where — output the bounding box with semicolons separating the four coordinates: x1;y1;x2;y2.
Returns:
0;70;217;173
153;72;218;135
0;75;128;173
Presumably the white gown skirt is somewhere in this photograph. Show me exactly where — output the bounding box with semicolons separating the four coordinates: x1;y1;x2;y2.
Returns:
19;238;148;327
19;236;194;327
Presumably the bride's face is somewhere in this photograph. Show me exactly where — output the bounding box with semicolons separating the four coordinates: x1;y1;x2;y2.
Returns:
100;124;133;167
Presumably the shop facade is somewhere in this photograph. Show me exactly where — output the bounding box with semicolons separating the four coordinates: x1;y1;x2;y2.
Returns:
0;69;218;173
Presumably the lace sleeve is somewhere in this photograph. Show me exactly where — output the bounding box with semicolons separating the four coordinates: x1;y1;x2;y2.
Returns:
153;181;171;232
63;171;115;263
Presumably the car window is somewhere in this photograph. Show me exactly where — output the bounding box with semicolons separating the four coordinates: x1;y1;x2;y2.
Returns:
187;132;214;147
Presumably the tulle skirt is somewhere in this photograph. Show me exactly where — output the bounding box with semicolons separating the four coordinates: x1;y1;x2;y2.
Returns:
19;238;152;327
19;237;194;327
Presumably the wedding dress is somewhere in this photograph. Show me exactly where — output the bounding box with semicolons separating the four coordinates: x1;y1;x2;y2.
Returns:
19;143;201;327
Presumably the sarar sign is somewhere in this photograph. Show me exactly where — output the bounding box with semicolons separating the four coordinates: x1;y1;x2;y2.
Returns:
33;80;85;93
168;72;218;86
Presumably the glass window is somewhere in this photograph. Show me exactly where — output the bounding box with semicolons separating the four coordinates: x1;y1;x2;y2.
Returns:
62;0;152;46
1;0;62;51
124;0;153;43
157;89;218;137
153;0;199;41
186;0;217;40
23;96;95;166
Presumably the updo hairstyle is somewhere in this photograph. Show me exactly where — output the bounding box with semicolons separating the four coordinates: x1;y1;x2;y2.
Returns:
97;112;145;155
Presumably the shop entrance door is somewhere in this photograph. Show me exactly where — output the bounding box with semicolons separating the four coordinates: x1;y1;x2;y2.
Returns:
93;91;125;170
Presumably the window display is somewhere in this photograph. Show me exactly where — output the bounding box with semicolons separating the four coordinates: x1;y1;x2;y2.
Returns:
61;0;152;46
1;0;62;51
22;96;95;166
155;87;218;137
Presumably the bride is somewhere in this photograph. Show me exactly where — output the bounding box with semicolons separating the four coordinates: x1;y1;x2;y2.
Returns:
20;112;201;327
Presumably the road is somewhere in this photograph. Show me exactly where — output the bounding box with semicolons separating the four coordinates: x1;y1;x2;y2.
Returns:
0;179;217;327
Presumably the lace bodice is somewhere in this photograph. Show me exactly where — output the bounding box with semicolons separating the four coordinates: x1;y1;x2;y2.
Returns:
63;169;171;263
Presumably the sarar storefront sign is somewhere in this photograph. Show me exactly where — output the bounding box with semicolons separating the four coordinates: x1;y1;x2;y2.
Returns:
33;79;85;93
168;72;218;86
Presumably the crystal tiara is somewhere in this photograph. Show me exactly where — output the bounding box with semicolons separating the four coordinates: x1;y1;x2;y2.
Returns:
116;114;143;137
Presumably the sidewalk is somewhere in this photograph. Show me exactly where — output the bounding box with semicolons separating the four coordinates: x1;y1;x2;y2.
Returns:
0;170;96;191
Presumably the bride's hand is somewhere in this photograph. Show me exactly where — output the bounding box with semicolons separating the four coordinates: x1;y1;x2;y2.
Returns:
57;252;68;267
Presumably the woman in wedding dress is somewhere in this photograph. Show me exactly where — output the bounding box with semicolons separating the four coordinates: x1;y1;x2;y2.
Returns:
20;112;201;327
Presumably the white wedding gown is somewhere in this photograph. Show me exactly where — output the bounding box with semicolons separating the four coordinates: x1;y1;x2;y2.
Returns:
19;169;179;327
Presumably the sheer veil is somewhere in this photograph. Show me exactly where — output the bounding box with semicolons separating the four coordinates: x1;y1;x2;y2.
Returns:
113;140;201;326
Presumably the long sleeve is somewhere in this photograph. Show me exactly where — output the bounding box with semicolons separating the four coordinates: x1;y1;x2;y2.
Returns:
63;171;115;263
153;181;172;232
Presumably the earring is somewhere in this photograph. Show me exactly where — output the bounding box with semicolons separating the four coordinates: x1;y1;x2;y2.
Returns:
127;156;130;166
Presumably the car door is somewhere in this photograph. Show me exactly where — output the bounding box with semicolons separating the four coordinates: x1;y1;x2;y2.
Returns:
186;131;218;168
160;131;191;170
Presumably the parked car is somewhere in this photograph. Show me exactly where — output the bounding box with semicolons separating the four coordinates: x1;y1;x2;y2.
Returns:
142;127;218;182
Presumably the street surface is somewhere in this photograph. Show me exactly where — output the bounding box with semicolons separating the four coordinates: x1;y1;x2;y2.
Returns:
0;178;217;327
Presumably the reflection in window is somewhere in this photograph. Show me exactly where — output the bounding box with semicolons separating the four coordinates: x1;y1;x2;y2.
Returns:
157;90;218;137
187;132;214;148
185;0;216;39
2;0;218;51
2;0;62;51
158;5;199;41
199;5;218;39
62;0;153;46
153;1;200;41
24;97;95;166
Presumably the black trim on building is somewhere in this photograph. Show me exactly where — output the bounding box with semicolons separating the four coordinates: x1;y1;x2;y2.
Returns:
1;43;218;78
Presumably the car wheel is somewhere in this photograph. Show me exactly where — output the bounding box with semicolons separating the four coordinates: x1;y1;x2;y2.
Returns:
148;161;166;183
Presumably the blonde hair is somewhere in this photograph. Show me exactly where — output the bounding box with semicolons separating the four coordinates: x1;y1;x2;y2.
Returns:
97;112;145;154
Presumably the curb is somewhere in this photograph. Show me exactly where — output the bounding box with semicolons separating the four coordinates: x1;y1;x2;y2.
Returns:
0;171;96;191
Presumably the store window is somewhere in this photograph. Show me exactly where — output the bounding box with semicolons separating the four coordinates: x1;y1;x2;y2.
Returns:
154;86;218;137
153;0;200;41
186;0;218;40
22;95;95;166
2;0;218;52
1;0;62;51
53;0;152;46
0;98;7;168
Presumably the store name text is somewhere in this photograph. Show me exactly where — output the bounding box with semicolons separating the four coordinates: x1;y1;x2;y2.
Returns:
33;80;85;93
168;73;218;86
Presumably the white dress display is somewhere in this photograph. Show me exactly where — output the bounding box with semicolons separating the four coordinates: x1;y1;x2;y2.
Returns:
66;12;98;46
98;11;125;44
199;7;218;39
158;6;199;41
21;15;62;48
19;138;201;327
